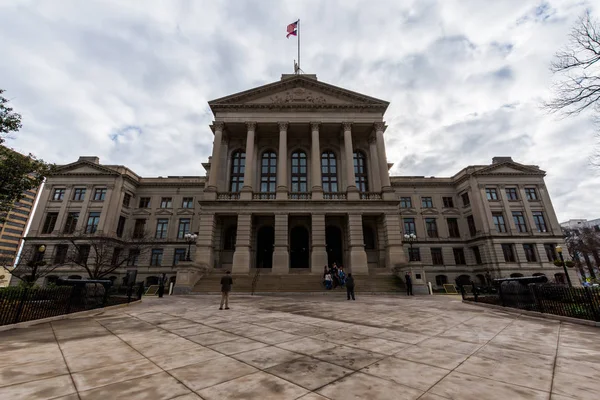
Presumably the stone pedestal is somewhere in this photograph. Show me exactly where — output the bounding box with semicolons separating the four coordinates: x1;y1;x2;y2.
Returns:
346;187;360;201
272;214;289;274
173;261;209;294
311;213;327;274
240;188;253;201
311;187;323;200
381;187;396;201
349;247;369;275
232;247;251;274
276;188;288;200
393;265;429;294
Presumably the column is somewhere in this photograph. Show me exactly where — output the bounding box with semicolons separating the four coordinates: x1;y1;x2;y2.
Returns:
74;185;94;232
310;213;327;274
29;184;52;236
276;122;288;200
499;185;517;233
205;121;224;199
374;122;394;200
232;213;252;273
240;122;256;201
195;213;216;268
96;184;115;234
383;213;407;269
478;184;493;232
343;122;359;200
311;122;323;200
519;186;537;233
272;213;289;274
348;213;368;275
368;135;382;193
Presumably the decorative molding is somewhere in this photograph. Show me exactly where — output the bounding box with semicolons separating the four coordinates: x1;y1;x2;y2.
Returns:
155;209;174;216
270;87;327;105
373;122;385;132
278;121;289;131
368;135;377;145
310;121;321;131
245;121;257;131
342;122;353;131
213;121;224;131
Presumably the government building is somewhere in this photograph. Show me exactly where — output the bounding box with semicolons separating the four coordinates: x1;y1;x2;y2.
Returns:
24;74;569;292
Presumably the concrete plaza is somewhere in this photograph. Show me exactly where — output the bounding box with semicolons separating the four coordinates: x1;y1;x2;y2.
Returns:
0;293;597;400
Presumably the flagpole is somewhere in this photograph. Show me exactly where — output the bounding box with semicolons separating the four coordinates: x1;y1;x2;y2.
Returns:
297;19;300;74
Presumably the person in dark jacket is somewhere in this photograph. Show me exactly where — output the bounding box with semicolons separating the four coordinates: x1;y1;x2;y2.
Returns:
219;271;233;310
346;273;355;300
405;272;413;296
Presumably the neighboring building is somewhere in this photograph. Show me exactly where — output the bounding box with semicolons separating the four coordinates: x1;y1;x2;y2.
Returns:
560;218;600;232
24;74;567;289
560;218;600;279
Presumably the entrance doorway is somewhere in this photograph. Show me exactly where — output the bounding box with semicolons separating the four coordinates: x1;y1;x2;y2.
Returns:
326;226;343;267
256;226;274;268
290;226;309;268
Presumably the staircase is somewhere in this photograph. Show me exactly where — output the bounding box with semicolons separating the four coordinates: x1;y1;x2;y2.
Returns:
191;270;404;293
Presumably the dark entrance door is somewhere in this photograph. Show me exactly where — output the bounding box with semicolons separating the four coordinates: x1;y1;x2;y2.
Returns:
290;226;309;268
326;226;343;267
256;226;274;268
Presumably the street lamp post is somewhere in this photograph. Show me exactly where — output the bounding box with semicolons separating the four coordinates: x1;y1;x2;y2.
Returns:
184;233;198;261
555;245;572;287
403;233;416;260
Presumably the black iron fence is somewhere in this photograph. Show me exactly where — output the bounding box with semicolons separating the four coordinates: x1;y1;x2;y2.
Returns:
0;281;141;326
464;281;600;322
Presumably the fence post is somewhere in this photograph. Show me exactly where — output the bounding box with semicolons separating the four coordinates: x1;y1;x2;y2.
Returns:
498;283;506;307
65;285;77;314
13;288;29;324
530;284;544;314
583;287;600;322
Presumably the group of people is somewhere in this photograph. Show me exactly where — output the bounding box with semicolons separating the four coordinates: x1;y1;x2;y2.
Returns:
323;262;355;300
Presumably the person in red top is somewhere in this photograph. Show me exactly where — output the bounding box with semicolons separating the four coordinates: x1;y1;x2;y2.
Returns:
219;271;233;310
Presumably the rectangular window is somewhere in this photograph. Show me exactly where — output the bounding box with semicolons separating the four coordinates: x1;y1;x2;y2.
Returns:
111;248;123;266
1;234;19;241
160;197;172;208
461;192;470;207
77;245;90;264
156;219;169;239
502;244;516;262
447;218;460;238
11;208;29;216
532;212;547;232
10;215;28;222
127;249;140;266
150;249;163;266
544;243;557;262
3;228;23;235
408;247;420;261
453;248;466;265
512;211;527;233
181;197;194;208
425;218;438;238
403;218;416;235
178;218;191;239
52;188;65;201
123;193;132;207
116;216;126;238
139;197;151;208
72;188;86;201
492;213;507;233
442;197;454;208
505;187;519;200
133;219;146;238
42;212;59;234
523;244;537;262
54;244;68;264
400;197;412;208
1;242;18;249
93;188;107;201
431;248;444;265
63;212;79;234
421;197;433;208
472;246;483;264
24;190;36;197
467;215;476;237
14;202;32;209
85;212;101;234
525;188;538;200
5;221;24;228
174;248;187;265
485;188;498;200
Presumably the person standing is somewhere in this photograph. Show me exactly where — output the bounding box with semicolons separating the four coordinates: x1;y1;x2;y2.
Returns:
157;273;166;298
219;271;233;310
346;273;355;300
405;272;413;296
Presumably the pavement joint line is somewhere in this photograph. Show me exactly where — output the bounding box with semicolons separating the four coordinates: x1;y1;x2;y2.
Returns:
548;322;563;398
49;321;82;400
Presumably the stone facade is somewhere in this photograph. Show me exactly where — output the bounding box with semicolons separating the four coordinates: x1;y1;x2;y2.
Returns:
23;74;569;288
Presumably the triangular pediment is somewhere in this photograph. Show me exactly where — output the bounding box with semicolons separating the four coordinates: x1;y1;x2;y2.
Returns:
441;208;460;215
209;75;389;111
421;209;440;216
53;161;118;176
400;209;418;216
176;209;195;216
475;162;544;176
155;209;174;216
132;209;152;216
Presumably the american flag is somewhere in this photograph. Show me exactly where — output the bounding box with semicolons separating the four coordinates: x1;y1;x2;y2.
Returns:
287;20;298;38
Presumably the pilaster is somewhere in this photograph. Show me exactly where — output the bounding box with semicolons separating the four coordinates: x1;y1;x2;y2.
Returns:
29;184;52;236
54;185;73;234
538;184;562;235
368;135;382;193
343;122;359;200
477;184;493;233
347;213;368;275
195;213;216;268
276;122;289;200
310;213;327;274
240;122;256;201
272;213;289;274
310;122;323;200
383;213;407;269
74;185;94;232
498;185;517;233
96;184;116;234
232;213;252;274
519;186;537;233
374;122;392;189
205;121;224;200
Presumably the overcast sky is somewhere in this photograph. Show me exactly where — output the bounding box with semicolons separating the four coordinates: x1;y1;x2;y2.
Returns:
1;0;598;221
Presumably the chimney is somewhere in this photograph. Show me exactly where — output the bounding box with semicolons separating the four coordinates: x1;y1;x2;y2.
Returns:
492;157;513;164
78;156;100;164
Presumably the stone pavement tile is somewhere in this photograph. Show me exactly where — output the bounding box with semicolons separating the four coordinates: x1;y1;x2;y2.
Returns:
429;371;548;400
248;331;305;345
345;337;410;354
63;345;145;373
277;337;335;355
455;355;553;392
0;374;76;400
488;334;557;356
170;394;204;400
552;371;600;400
418;394;450;400
53;395;80;400
313;345;385;370
72;358;161;392
169;356;257;391
168;325;218;337
551;395;578;400
156;319;199;330
312;331;370;346
362;357;450;391
265;356;353;391
198;371;309;400
475;343;555;369
290;326;330;337
149;346;224;370
556;348;600;380
0;358;69;387
232;346;303;369
297;394;330;400
79;371;190;400
207;337;269;355
132;337;201;357
436;326;499;344
559;325;600;352
394;345;469;370
226;325;279;337
344;325;387;337
418;337;482;355
375;329;428;344
187;331;242;346
2;343;64;365
317;372;423;400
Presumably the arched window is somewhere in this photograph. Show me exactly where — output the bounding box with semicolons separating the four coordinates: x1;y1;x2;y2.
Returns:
230;151;245;192
291;151;308;192
353;151;368;192
321;151;338;192
260;151;277;192
223;226;237;250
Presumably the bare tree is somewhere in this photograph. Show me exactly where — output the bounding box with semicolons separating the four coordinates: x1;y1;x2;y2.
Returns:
56;231;158;280
9;244;61;286
564;226;600;280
